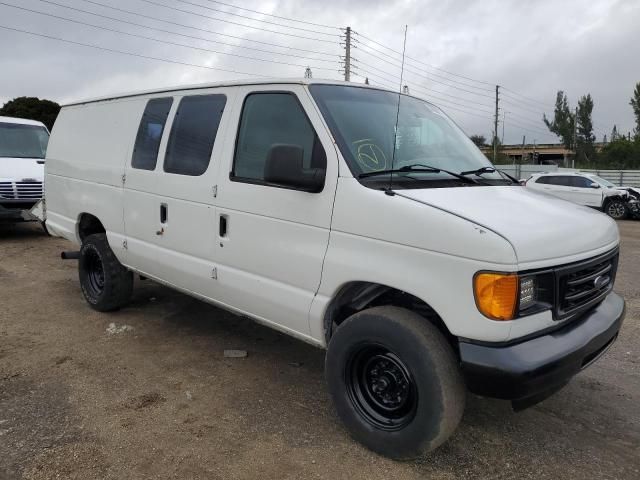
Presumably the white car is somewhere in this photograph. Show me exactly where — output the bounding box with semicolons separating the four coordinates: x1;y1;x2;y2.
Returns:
525;171;629;219
43;79;625;459
0;116;49;224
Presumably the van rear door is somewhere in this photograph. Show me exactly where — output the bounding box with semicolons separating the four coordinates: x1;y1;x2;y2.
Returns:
123;89;234;298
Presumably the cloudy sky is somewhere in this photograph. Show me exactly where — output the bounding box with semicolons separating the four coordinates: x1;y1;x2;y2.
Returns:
0;0;638;143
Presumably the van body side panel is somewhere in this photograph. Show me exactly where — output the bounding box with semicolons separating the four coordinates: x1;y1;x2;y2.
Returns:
213;85;339;337
123;89;236;299
310;177;520;344
45;100;140;253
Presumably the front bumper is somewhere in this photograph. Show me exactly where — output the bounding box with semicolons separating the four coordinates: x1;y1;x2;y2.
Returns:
459;292;625;409
0;201;38;221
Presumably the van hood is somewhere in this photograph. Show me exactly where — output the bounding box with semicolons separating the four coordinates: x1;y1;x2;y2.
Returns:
0;157;45;181
397;186;618;264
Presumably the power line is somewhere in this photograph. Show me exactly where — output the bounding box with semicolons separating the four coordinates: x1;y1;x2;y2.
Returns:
354;29;574;118
36;0;337;57
353;68;495;120
148;0;339;36
501;86;555;109
353;30;495;87
354;56;496;104
0;2;339;71
0;24;268;77
79;0;338;43
355;39;494;94
198;0;340;29
501;97;548;116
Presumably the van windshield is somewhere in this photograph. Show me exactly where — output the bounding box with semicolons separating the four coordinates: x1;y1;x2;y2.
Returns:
0;122;50;159
309;84;506;188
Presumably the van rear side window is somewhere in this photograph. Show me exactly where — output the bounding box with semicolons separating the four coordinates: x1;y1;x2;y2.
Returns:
131;97;173;170
164;94;226;176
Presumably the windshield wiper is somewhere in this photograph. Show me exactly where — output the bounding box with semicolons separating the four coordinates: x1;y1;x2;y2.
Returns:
459;166;516;185
459;166;496;176
359;163;478;184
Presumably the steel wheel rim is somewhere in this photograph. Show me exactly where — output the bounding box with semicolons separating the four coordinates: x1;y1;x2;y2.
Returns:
346;344;418;431
85;248;105;297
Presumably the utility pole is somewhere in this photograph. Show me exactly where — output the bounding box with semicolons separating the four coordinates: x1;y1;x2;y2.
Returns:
573;106;578;168
520;135;525;165
493;85;500;163
344;26;351;82
501;110;506;144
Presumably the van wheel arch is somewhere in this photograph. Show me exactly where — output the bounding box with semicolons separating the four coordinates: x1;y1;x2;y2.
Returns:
323;282;455;350
77;213;106;243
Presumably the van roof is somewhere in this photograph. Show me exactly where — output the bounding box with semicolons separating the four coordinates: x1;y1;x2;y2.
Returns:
0;115;47;127
63;78;395;107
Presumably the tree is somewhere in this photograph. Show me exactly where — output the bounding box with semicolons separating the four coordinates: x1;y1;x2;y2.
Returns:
598;136;640;169
602;134;607;143
611;124;619;141
469;134;487;147
576;94;595;162
0;97;60;131
543;91;574;150
630;81;640;139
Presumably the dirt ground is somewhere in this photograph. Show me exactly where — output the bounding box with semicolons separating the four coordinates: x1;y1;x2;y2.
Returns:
1;221;639;480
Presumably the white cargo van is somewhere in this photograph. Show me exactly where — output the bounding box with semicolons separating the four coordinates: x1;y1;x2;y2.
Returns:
0;116;48;223
44;79;625;459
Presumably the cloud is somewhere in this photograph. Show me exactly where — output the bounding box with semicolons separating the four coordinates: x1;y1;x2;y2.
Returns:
0;0;637;143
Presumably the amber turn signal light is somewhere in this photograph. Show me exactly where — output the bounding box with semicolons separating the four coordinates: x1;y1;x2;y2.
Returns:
473;273;519;320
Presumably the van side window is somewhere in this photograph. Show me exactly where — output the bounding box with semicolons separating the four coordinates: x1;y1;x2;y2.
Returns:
164;94;226;176
131;97;173;170
232;92;326;182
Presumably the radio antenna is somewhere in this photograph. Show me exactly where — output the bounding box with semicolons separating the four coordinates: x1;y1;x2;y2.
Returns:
388;25;408;195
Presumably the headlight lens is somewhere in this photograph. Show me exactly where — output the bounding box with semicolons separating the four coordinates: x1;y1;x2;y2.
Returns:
473;273;518;320
519;277;536;310
474;272;552;320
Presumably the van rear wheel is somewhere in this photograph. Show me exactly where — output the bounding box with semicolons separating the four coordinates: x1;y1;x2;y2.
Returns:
325;306;465;460
79;233;133;312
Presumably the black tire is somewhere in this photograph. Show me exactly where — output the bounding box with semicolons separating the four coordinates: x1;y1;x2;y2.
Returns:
325;306;465;460
79;233;133;312
604;200;628;220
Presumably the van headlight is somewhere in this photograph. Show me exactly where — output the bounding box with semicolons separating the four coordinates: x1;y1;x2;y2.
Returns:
474;272;552;320
518;277;536;310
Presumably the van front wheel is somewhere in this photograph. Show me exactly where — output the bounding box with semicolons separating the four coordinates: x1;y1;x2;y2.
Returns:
79;233;133;312
325;306;465;460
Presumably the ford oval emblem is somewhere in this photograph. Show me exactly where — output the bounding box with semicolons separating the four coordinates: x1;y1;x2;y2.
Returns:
593;275;610;290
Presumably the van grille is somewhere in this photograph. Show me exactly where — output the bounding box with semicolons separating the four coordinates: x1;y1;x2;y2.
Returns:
0;182;13;198
0;181;43;200
556;249;618;320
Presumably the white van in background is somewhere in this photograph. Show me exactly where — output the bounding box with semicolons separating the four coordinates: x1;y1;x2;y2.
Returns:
0;116;48;224
44;79;625;459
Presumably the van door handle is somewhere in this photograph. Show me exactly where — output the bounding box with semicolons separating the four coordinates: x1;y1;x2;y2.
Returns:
160;203;168;224
219;214;228;237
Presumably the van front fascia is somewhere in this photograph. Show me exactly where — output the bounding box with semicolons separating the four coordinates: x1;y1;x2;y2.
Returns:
459;291;625;409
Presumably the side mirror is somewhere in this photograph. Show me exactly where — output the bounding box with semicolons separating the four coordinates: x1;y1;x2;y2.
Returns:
264;144;325;193
590;182;601;189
